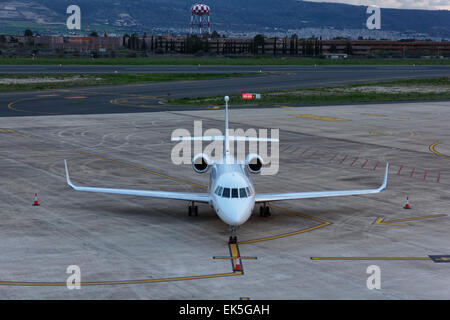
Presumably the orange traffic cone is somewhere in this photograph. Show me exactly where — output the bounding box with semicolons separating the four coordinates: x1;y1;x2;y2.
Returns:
404;197;411;209
33;193;39;206
234;254;242;271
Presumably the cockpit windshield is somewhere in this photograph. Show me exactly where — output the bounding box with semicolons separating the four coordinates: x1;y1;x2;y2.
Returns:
215;186;251;198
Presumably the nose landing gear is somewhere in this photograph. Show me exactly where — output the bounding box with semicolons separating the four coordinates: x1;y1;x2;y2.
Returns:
229;225;237;244
259;202;271;217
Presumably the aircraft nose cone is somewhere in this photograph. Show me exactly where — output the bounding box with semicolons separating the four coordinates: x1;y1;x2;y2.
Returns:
217;199;254;226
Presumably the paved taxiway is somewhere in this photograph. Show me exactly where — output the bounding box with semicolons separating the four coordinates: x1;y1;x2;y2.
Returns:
0;100;448;299
1;65;450;117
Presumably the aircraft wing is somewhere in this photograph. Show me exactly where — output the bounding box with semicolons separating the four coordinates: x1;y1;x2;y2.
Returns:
255;163;388;203
64;160;210;203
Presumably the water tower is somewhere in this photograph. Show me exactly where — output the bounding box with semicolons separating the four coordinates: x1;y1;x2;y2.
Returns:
190;3;211;38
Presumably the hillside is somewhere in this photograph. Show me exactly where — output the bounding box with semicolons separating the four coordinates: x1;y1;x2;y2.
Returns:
0;0;449;37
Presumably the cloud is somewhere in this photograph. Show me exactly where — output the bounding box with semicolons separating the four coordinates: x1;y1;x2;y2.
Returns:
304;0;450;10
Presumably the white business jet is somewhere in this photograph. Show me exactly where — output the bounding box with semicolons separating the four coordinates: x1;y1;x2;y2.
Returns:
65;96;388;243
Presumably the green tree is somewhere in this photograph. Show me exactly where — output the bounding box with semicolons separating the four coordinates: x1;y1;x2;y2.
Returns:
90;31;99;37
253;34;265;46
344;42;353;55
211;30;220;38
24;29;33;37
329;44;338;53
185;36;204;54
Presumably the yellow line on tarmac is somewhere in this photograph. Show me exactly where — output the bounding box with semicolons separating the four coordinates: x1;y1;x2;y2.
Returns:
65;96;87;99
290;114;348;122
374;214;446;226
79;151;207;190
8;98;53;115
362;113;386;117
36;94;59;98
238;205;331;244
0;128;28;138
213;256;257;260
429;141;450;158
110;96;164;109
0;272;242;287
229;243;240;269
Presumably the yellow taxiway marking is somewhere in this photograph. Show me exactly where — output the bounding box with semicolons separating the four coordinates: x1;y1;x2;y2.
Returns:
110;96;165;109
8;98;56;115
213;256;257;260
280;106;295;109
229;243;241;269
0;272;242;286
206;106;220;110
374;214;446;226
311;257;432;261
238;205;331;244
0;128;28;138
36;94;59;98
429;141;450;159
65;96;87;99
290;114;348;122
79;151;206;190
362;113;386;117
229;243;239;257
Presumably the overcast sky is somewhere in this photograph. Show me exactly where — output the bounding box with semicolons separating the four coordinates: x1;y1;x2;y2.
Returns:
305;0;450;10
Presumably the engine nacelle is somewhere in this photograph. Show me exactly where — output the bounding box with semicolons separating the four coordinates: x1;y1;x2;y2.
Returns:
192;153;211;173
246;154;263;174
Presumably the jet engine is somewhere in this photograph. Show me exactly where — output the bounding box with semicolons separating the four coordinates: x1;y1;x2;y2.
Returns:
246;154;263;174
192;153;211;173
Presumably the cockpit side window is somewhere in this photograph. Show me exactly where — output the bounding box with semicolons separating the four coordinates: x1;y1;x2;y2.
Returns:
231;188;239;198
222;188;230;198
245;187;252;195
239;188;247;198
215;186;223;196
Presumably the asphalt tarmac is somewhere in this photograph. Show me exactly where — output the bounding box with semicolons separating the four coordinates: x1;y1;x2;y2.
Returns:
0;101;448;298
1;65;449;117
0;64;449;298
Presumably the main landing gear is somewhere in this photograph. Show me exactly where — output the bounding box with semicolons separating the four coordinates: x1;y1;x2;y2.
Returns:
259;202;271;217
188;202;198;216
229;226;237;244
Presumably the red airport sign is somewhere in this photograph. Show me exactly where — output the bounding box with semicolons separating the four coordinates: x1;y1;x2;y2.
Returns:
242;93;255;100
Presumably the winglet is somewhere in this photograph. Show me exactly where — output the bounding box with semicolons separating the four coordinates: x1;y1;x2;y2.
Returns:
64;159;76;189
378;163;389;191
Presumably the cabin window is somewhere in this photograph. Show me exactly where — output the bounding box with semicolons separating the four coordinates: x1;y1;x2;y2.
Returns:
231;188;239;198
222;188;230;198
239;188;247;198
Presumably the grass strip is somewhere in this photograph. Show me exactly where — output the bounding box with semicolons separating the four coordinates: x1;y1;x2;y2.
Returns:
0;72;253;92
171;77;450;106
